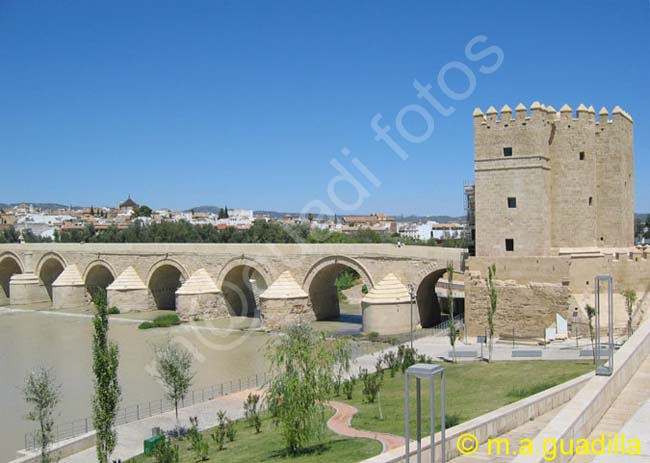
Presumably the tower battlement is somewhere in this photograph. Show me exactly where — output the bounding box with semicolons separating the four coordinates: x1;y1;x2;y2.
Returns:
473;102;634;257
474;102;633;127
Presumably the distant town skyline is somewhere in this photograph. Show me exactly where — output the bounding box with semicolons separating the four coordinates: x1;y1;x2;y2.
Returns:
1;1;648;215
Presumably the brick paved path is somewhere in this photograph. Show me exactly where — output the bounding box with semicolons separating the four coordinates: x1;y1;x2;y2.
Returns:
327;401;404;452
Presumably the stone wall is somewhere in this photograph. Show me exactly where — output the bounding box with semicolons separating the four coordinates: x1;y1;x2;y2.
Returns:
260;296;314;330
465;271;570;338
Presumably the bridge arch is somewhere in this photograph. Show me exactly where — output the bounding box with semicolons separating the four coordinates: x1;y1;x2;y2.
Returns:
416;265;463;328
0;252;24;304
36;252;66;302
217;257;270;317
146;259;189;310
83;260;116;298
303;255;374;321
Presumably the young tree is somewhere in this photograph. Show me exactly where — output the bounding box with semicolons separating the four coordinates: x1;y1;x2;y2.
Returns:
447;262;458;361
486;264;498;362
333;338;352;396
585;304;597;365
266;325;338;455
92;290;121;463
622;289;638;336
23;367;61;463
155;340;194;424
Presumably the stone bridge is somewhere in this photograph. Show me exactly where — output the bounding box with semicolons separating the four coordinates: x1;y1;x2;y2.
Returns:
0;243;464;333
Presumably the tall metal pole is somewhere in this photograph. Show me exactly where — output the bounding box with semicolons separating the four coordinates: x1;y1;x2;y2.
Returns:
408;284;415;349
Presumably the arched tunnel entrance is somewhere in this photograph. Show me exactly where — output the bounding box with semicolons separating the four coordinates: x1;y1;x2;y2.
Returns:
417;269;464;328
39;258;65;302
0;255;22;305
308;263;364;322
85;264;115;300
222;265;267;317
149;264;185;310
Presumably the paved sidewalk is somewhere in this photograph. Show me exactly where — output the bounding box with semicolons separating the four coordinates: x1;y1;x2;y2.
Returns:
327;401;403;452
60;387;260;463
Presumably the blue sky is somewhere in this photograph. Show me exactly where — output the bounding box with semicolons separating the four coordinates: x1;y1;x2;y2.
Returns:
0;1;648;216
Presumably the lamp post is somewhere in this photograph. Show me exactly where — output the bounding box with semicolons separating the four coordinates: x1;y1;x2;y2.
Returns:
408;284;416;349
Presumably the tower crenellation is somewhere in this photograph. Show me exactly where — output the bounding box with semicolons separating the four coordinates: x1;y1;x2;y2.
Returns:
473;102;634;257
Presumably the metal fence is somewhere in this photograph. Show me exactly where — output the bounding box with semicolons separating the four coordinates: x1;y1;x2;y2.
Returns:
24;371;269;451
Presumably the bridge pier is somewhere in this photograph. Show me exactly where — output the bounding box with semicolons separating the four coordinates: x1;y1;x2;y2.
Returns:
106;266;149;313
259;271;314;330
9;273;50;306
51;265;87;309
361;273;419;335
175;269;228;321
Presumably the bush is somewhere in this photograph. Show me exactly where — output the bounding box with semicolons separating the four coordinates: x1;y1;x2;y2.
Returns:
138;314;182;330
107;306;120;315
397;345;418;372
367;332;380;341
383;351;400;377
342;376;356;400
154;314;182;327
445;413;461;428
243;393;262;433
153;436;179;463
211;410;229;450
226;418;237;442
359;368;382;404
361;284;369;295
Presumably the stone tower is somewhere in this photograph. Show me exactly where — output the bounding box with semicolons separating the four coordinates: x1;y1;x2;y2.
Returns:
473;102;634;257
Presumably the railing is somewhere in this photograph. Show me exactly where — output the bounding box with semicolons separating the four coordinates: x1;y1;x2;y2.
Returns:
24;371;269;452
430;314;464;336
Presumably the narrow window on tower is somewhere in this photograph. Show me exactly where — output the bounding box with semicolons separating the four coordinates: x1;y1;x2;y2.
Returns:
507;197;517;208
505;239;514;252
579;151;585;160
503;147;513;157
589;197;593;206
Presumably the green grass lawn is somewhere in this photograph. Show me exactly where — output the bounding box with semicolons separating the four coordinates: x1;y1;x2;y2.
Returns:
127;410;382;463
128;360;591;462
348;360;593;436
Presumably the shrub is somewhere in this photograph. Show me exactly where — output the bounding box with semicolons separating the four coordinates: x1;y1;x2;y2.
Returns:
359;368;382;404
243;393;262;433
342;376;356;400
107;306;120;315
226;418;237;442
153;314;181;327
153;436;180;463
397;345;418;372
445;413;461;428
138;314;182;330
211;410;229;450
367;332;380;341
361;284;369;295
383;351;399;377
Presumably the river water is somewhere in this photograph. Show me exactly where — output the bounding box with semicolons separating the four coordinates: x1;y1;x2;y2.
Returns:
0;304;364;461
